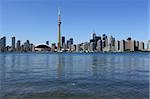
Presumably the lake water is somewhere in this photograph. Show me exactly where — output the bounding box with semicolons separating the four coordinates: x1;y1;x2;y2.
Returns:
0;52;149;99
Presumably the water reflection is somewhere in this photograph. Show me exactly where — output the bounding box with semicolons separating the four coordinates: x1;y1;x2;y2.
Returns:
56;54;65;80
0;54;6;97
0;53;149;99
91;55;98;79
10;54;16;79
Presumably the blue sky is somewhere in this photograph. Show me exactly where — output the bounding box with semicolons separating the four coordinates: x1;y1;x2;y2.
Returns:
0;0;149;45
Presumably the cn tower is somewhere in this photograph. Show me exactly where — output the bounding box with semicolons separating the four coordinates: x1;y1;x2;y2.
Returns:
57;9;61;50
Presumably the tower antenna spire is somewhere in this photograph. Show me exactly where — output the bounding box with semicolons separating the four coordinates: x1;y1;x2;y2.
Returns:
58;8;61;16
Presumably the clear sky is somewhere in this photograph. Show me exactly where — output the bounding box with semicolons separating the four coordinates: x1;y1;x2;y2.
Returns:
0;0;149;45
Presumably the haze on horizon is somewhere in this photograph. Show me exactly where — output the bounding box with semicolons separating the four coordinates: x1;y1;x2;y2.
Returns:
0;0;149;45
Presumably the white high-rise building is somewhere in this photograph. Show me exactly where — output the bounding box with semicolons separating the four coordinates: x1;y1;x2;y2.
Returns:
115;40;120;52
76;44;80;52
139;41;144;51
120;40;125;52
89;42;94;52
147;41;150;51
12;36;16;51
96;39;102;51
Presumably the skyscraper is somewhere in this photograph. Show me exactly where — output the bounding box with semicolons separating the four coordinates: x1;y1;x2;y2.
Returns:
70;38;73;44
130;40;135;51
147;40;150;51
57;9;61;50
46;41;49;45
97;39;102;51
0;36;6;52
16;40;21;51
62;36;65;47
89;42;94;52
115;40;120;52
139;41;144;51
120;40;125;52
135;41;139;51
12;36;16;51
108;35;114;48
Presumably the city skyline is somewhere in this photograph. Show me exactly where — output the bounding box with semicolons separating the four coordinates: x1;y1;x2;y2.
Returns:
1;33;150;52
0;0;149;45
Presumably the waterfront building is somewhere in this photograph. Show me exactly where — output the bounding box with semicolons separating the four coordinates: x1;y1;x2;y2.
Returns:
102;39;105;49
107;35;115;51
139;41;144;51
30;43;35;51
130;40;135;51
35;45;50;51
125;37;132;51
67;39;71;50
31;44;35;51
46;41;49;45
135;41;139;51
115;40;120;52
102;34;108;48
71;44;76;52
67;40;69;48
92;32;96;39
108;35;113;47
120;40;125;52
76;44;80;52
70;38;73;45
105;37;108;47
24;40;31;51
62;36;65;47
90;32;101;51
21;45;24;51
124;37;136;51
147;40;150;51
62;43;66;51
12;37;16;51
89;42;94;52
96;39;102;51
16;40;21;51
51;43;57;51
0;36;6;52
82;42;89;52
6;46;11;51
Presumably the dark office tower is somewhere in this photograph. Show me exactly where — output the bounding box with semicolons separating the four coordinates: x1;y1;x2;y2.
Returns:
93;33;96;39
62;36;65;47
102;34;106;40
46;41;49;45
67;40;71;49
12;36;16;51
67;40;70;46
0;36;6;52
102;34;107;47
16;40;21;51
24;40;30;51
135;41;139;51
27;40;29;43
70;38;73;44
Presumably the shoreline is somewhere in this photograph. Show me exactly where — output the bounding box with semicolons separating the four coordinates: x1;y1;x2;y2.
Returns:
0;51;149;54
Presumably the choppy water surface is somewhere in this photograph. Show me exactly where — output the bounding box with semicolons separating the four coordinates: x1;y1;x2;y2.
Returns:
0;52;149;99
